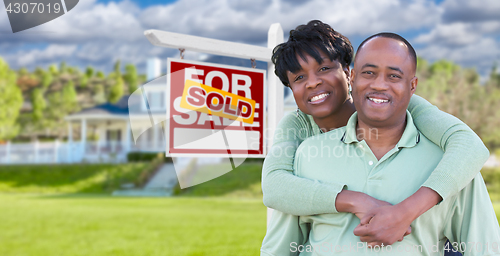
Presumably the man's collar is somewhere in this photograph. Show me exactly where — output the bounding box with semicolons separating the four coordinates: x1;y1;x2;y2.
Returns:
342;110;419;148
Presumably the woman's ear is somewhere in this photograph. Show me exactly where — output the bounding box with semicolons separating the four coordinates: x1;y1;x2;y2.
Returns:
349;68;355;84
343;66;350;83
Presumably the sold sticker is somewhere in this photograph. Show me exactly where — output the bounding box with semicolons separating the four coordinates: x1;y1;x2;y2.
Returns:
180;79;256;124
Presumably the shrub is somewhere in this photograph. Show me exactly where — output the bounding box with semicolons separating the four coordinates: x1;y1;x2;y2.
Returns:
127;152;172;162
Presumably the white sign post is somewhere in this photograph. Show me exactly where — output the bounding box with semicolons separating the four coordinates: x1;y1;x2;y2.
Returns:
145;24;284;226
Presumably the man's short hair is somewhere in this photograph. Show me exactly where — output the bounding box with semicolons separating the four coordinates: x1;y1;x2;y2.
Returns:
356;32;417;72
272;20;353;87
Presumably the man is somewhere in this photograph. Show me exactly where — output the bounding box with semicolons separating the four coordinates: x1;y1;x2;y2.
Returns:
261;33;500;255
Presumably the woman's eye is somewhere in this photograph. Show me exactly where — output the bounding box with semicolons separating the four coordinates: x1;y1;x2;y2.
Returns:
320;67;330;71
294;75;303;82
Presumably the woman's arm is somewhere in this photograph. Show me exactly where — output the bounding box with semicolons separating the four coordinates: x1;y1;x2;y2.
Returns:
409;94;490;200
262;111;345;215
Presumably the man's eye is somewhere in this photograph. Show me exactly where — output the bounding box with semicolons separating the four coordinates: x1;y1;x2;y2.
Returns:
390;74;401;79
362;71;374;75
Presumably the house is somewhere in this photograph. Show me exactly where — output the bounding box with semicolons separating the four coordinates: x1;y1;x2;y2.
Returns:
0;58;166;164
0;58;297;164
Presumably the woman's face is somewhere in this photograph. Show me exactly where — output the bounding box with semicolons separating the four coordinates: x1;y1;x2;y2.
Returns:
286;51;350;120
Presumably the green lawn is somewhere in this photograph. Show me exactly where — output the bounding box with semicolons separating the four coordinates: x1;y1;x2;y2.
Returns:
0;194;267;256
175;161;263;198
1;163;499;256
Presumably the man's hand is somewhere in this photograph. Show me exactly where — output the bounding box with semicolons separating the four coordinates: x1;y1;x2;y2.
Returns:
353;204;412;246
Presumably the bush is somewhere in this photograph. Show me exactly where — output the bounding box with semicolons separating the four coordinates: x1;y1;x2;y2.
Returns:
0;163;154;194
127;152;172;162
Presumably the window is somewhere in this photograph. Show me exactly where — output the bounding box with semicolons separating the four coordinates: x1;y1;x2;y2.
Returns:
147;91;165;110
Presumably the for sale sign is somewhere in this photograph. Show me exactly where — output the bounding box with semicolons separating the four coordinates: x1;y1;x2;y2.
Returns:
166;58;266;157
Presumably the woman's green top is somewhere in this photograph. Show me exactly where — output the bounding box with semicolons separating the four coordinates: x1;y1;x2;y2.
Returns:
261;94;490;215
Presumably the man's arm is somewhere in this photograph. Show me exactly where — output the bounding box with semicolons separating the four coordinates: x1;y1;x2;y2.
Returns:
444;174;500;255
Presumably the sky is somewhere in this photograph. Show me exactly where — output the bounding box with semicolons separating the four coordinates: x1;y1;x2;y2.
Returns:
1;0;500;80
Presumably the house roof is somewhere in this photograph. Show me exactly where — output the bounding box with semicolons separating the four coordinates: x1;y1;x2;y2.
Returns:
65;94;165;121
70;96;131;116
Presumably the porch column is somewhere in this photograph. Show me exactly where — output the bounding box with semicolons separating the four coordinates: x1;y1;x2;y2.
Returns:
125;121;131;153
81;119;87;154
6;141;11;164
67;122;73;162
34;140;39;163
54;139;59;163
68;122;73;143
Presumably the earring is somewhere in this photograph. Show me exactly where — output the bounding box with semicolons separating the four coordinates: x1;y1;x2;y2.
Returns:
348;83;352;94
296;108;300;118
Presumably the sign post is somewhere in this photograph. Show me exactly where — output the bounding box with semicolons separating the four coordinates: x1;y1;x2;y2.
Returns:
144;24;284;226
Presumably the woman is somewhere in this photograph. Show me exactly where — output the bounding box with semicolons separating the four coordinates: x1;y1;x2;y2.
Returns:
261;20;487;253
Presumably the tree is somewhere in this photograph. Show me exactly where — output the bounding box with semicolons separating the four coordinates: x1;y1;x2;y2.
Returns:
30;88;47;133
416;59;500;149
62;80;79;113
0;58;23;141
79;75;88;88
41;71;53;89
123;64;139;93
114;60;121;76
93;84;106;104
96;71;105;79
31;88;46;122
48;64;58;76
108;76;124;104
85;66;94;78
60;61;68;74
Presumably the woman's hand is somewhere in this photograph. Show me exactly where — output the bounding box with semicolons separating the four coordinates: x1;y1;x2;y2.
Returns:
353;204;412;246
335;190;412;246
351;187;441;246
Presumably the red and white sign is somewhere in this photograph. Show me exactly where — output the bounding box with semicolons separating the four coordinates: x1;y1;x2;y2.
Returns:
166;58;266;157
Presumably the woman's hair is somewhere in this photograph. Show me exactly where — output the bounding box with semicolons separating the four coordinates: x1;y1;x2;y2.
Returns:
272;20;353;87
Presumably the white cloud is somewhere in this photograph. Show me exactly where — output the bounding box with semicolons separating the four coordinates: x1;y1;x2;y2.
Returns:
0;0;498;80
11;44;78;67
414;23;481;46
441;0;500;23
418;37;500;77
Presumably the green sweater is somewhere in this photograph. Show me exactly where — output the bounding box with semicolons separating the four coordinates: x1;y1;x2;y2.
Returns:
261;94;490;215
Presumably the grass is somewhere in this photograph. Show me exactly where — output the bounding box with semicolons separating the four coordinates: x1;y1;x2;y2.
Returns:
0;162;499;255
176;161;263;198
0;161;161;194
0;161;267;256
0;194;267;256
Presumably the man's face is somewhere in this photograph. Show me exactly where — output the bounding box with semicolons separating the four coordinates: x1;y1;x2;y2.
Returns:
351;37;417;128
286;50;350;120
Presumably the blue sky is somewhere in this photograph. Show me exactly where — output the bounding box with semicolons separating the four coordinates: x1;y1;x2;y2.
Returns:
1;0;499;80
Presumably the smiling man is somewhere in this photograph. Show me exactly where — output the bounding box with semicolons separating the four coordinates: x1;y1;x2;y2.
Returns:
270;33;500;255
